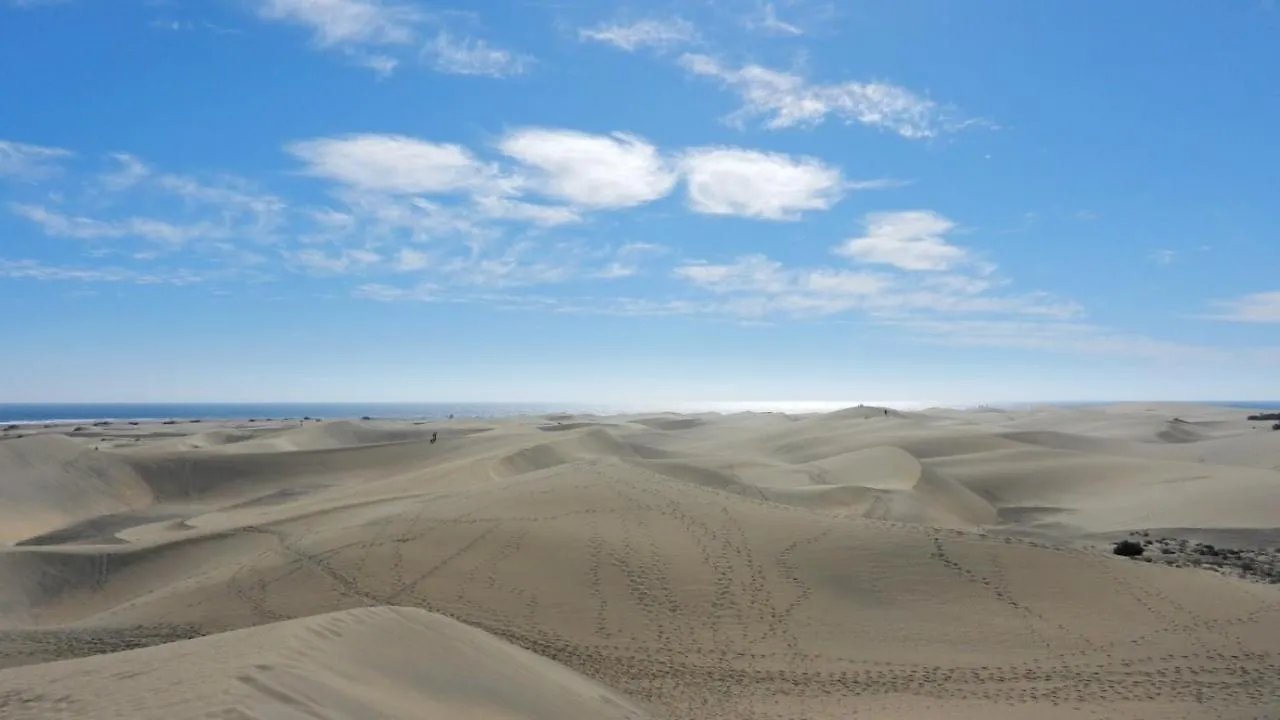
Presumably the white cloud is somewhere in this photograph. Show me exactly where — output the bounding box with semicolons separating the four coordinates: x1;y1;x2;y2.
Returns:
470;195;582;226
674;254;888;317
444;240;667;288
424;32;532;77
679;54;971;139
0;258;203;285
1206;291;1280;323
286;248;382;275
354;281;438;301
154;173;285;237
883;318;1222;361
337;192;488;241
0;140;72;181
99;153;150;191
671;237;1075;321
836;211;969;271
258;0;422;46
678;147;845;220
287;134;502;195
354;53;399;77
10;204;219;246
445;249;577;287
497;128;677;209
578;18;696;51
393;247;431;272
593;241;665;279
745;3;803;35
1149;248;1177;266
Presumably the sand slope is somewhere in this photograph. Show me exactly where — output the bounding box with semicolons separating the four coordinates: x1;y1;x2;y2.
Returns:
0;435;153;545
0;605;654;720
1;405;1278;719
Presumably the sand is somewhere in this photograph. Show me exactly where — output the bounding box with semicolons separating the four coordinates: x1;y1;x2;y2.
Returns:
1;404;1278;719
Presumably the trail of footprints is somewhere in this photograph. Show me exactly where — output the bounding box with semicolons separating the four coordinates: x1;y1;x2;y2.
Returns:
200;459;1280;719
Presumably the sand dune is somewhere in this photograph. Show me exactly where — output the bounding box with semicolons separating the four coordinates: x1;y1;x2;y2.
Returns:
1;405;1278;719
0;606;654;720
0;435;152;545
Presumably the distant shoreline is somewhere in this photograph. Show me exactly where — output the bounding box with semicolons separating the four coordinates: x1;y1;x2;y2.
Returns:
2;400;1279;425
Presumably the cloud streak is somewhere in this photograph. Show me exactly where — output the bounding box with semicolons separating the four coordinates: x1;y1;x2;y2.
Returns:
578;18;697;51
0;140;72;181
424;31;533;77
680;54;977;139
1205;291;1280;323
254;0;530;77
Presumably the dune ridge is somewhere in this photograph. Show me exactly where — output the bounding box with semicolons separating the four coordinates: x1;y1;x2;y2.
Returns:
1;403;1278;719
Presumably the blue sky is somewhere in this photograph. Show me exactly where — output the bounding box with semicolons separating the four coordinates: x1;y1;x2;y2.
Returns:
2;0;1278;404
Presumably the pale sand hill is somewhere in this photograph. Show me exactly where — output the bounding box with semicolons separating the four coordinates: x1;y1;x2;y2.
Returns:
0;606;653;720
0;405;1278;719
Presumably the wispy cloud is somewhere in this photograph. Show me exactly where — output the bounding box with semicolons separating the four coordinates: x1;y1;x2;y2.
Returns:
354;281;439;302
0;140;72;181
392;247;432;272
668;249;1073;321
424;31;533;77
883;318;1225;362
679;54;977;139
470;195;582;227
578;18;697;51
0;258;205;285
98;152;151;191
258;0;423;46
285;247;382;275
10;203;220;246
594;242;666;279
1205;291;1280;323
352;239;660;291
744;3;803;35
254;0;530;78
676;254;885;296
1149;248;1177;266
353;53;399;78
678;147;847;220
5;135;1125;360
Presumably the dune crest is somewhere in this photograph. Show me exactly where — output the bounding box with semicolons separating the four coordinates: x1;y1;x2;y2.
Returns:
0;606;654;720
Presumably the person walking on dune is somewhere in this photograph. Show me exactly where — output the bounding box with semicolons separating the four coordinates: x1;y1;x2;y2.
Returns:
431;431;438;444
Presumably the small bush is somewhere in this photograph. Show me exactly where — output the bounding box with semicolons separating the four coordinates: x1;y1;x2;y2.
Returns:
1113;540;1145;557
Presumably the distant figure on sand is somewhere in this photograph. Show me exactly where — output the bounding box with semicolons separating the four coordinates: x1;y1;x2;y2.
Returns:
431;432;438;444
884;409;889;416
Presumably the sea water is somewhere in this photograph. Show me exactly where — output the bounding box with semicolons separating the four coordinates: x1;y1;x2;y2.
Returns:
1;400;1278;425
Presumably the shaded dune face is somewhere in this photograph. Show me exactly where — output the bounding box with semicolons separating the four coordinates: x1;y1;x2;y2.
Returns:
1;406;1279;720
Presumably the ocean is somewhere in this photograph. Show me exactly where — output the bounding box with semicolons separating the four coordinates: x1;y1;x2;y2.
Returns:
1;401;1278;425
